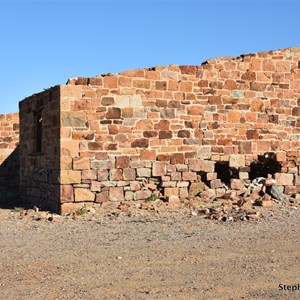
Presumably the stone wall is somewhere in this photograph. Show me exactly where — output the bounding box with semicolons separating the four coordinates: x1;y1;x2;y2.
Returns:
0;112;20;207
19;87;61;211
58;47;300;214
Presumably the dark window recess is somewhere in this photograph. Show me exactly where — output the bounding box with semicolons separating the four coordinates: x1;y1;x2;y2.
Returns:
215;161;238;185
35;111;42;153
249;153;281;180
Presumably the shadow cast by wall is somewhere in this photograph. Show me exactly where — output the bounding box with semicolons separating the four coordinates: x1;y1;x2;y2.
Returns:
0;146;22;209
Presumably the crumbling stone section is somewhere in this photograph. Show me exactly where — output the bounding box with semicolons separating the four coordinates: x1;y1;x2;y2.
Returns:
0;112;20;206
19;87;61;211
18;47;300;213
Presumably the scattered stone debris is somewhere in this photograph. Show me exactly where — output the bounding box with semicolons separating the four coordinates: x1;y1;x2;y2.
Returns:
11;176;299;223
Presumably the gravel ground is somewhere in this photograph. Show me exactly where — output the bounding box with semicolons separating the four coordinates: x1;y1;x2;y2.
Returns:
0;205;300;300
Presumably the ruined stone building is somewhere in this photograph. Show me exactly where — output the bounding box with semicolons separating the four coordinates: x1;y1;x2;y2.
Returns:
0;47;299;214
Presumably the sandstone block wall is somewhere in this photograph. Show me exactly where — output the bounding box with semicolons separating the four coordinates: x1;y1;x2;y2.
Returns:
0;112;20;206
19;87;61;211
56;47;300;213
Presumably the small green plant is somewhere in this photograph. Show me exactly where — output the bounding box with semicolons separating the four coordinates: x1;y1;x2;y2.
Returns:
75;208;88;216
146;194;160;202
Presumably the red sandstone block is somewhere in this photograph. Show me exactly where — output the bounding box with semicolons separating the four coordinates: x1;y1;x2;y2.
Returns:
187;105;203;116
257;141;270;152
106;107;121;119
97;170;109;181
249;57;261;71
180;81;193;92
284;185;297;195
109;187;124;201
156;81;167;90
120;69;145;77
182;172;197;181
123;168;136;181
133;79;151;89
82;170;97;180
109;169;123;181
108;124;119;135
210;179;223;189
170;153;185;165
241;70;256;80
275;61;290;72
131;138;149;148
60;203;83;215
179;65;196;74
152;161;166;176
74;188;95;202
140;149;156;160
73;157;90;170
276;152;287;162
135;119;153;130
95;190;109;203
230;179;245;190
154;120;170;130
118;76;132;86
145;70;161;80
116;156;130;168
164;187;179;197
246;129;259;140
275;173;294;186
223;80;237;90
159;130;172;139
250;82;267;91
103;76;118;88
134;189;152;200
60;185;74;203
169;80;179;91
189;159;215;173
171;172;182;181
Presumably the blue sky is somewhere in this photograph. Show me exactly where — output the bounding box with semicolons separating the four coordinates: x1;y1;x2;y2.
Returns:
0;0;299;113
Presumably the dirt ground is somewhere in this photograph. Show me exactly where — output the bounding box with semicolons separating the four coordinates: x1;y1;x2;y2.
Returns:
0;202;300;300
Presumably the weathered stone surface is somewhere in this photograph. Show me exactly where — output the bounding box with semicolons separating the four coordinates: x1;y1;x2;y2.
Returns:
275;173;293;186
60;170;81;184
164;187;179;197
229;155;245;168
61;111;87;128
73;157;90;170
134;189;152;200
152;162;166;176
74;188;95;202
109;187;124;201
131;138;149;148
95;190;109;203
60;185;74;203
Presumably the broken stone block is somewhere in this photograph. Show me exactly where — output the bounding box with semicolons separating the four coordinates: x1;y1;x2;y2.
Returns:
167;195;181;209
268;184;287;201
240;200;253;211
230;179;245;190
188;182;205;198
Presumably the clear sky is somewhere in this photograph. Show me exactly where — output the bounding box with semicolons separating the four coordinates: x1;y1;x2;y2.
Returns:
0;0;299;114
